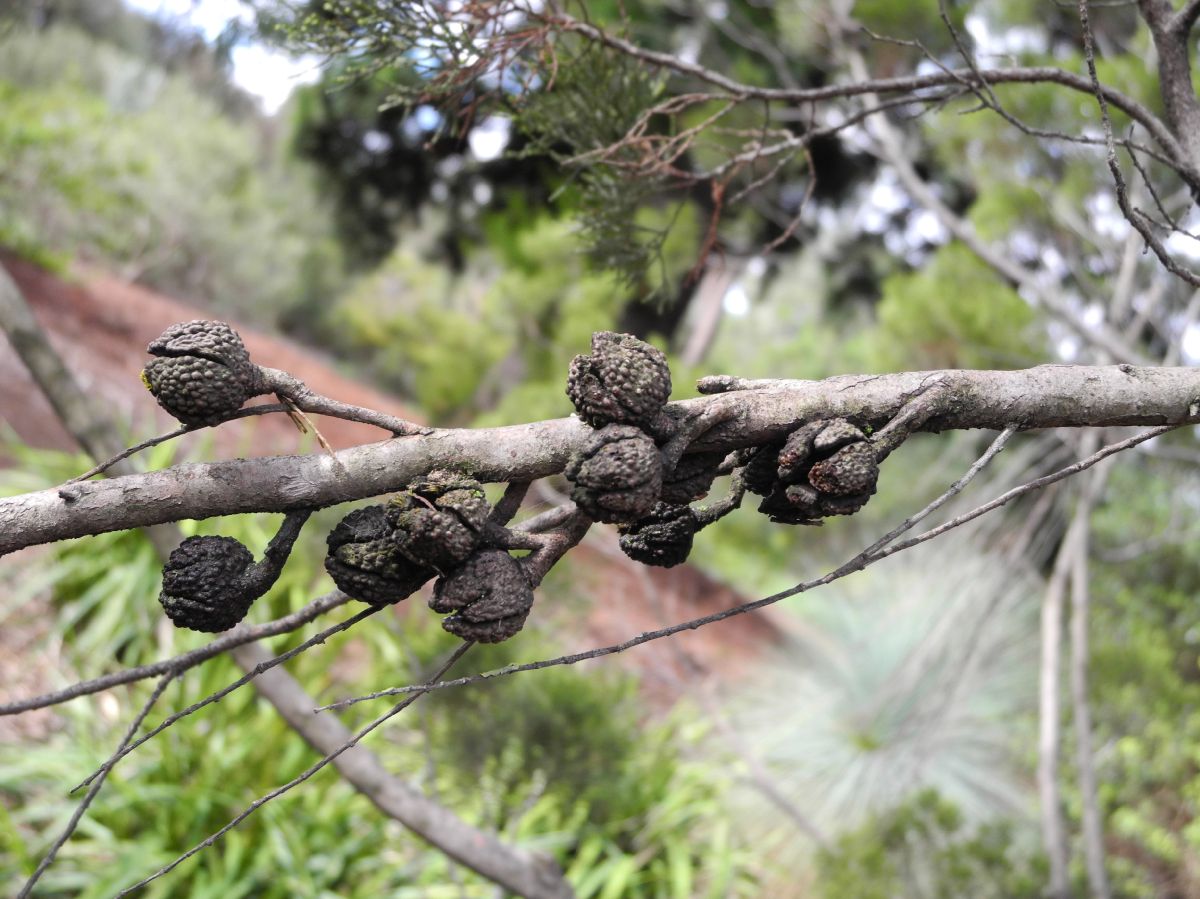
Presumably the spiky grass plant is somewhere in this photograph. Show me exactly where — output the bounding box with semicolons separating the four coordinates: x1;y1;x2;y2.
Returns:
720;537;1040;886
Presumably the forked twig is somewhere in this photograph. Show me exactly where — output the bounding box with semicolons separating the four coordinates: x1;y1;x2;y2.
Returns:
64;403;291;484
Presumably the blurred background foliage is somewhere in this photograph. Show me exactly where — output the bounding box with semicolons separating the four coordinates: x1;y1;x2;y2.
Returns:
2;0;1200;896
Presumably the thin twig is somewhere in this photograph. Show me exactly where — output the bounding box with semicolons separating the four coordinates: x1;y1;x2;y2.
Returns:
512;502;578;534
72;604;381;793
876;425;1172;561
114;642;474;897
859;427;1017;557
0;591;352;716
64;403;291;484
18;671;177;898
1171;0;1200;34
519;511;592;586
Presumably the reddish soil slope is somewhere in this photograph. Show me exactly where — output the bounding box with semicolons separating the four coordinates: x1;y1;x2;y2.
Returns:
0;253;786;706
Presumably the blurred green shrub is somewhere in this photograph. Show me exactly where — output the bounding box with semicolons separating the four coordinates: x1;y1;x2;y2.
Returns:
0;24;343;323
815;789;1045;899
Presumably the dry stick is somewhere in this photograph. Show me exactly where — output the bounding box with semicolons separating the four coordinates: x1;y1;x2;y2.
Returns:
873;426;1172;561
320;426;1029;713
64;403;291;484
71;604;380;793
18;671;177;898
513;502;578;536
520;511;593;588
1174;0;1200;35
860;427;1017;557
0;591;352;716
114;641;474;897
258;367;431;437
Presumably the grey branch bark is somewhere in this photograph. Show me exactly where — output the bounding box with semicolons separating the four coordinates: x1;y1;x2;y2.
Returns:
0;263;574;899
3;365;1200;555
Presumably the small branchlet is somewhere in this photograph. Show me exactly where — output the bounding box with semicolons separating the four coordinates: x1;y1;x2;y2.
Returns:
141;319;425;437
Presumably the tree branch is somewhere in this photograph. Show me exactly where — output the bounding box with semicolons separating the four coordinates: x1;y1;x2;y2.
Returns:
71;605;382;793
839;39;1153;362
554;15;1194;183
1138;0;1200;172
258;366;431;437
3;365;1197;555
1170;0;1200;36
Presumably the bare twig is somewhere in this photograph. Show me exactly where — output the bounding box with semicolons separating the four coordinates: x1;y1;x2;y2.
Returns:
519;511;592;586
1171;0;1200;35
17;672;177;898
837;37;1152;364
1083;0;1200;288
63;403;291;484
693;468;747;528
490;481;531;526
72;605;382;793
876;426;1173;560
0;591;352;716
860;427;1017;556
114;642;474;897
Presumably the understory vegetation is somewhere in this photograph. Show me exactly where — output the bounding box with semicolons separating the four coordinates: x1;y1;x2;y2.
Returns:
3;0;1200;896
